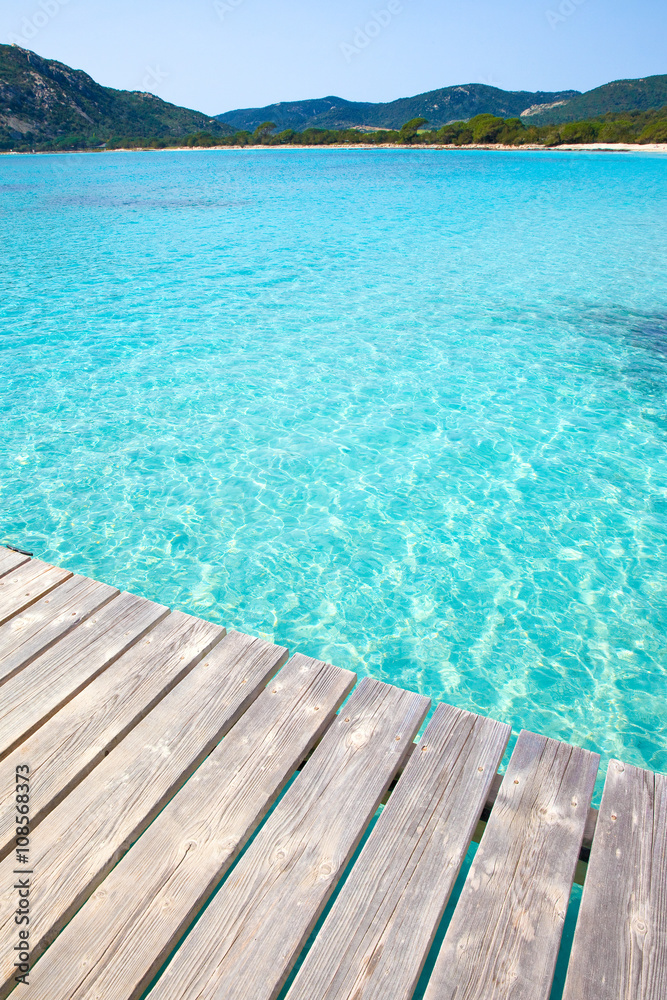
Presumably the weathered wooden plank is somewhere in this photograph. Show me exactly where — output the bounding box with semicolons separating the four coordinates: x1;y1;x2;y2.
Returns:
0;590;167;758
0;546;30;578
286;703;511;1000
421;730;600;1000
0;610;225;862
472;782;599;887
25;653;357;1000
0;558;72;626
562;761;667;1000
0;630;288;998
0;574;118;686
146;676;431;1000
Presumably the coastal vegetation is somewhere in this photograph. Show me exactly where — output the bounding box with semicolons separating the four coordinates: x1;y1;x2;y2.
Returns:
99;107;667;151
4;106;666;153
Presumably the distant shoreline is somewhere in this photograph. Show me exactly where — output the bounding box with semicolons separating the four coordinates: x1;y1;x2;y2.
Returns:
2;142;667;156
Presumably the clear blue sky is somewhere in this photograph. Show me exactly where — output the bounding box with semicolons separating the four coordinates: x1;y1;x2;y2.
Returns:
1;0;665;115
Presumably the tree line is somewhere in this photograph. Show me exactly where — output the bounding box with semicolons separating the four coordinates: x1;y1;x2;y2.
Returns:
7;107;666;153
105;107;667;151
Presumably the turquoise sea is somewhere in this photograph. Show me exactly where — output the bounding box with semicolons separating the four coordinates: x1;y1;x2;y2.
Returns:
1;148;666;794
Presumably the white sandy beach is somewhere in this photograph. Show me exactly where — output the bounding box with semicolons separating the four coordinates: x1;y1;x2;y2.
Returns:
109;142;667;153
4;142;667;156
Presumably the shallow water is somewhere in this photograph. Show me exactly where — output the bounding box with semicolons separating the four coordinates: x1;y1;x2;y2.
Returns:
1;148;666;793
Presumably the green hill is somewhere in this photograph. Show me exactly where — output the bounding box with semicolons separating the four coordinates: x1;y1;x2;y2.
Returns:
522;75;667;125
0;44;232;150
217;76;667;133
216;85;580;133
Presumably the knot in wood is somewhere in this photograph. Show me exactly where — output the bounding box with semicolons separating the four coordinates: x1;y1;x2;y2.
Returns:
270;845;288;866
216;835;238;856
346;726;369;750
538;804;559;825
313;859;336;881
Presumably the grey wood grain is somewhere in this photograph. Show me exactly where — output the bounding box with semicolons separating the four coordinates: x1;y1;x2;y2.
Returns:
422;730;600;1000
25;653;356;1000
146;676;431;1000
562;761;667;1000
286;702;511;1000
0;546;30;577
0;590;167;759
0;558;72;626
0;609;225;862
0;574;118;686
0;629;288;997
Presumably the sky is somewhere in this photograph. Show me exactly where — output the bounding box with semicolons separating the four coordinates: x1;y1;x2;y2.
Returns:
1;0;665;115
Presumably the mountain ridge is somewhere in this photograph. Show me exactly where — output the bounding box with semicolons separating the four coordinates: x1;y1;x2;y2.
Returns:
215;85;581;132
216;75;667;132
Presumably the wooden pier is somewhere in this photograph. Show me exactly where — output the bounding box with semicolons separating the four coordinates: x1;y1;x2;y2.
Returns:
0;544;665;999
